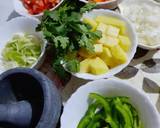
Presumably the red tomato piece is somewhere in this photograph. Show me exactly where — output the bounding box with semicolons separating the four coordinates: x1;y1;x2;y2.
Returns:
22;0;60;14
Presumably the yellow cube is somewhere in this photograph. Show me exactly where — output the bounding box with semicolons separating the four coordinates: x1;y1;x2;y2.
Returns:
99;47;119;68
78;48;95;58
96;22;109;33
83;18;97;31
90;57;109;75
106;25;120;37
110;45;127;64
119;35;131;52
98;35;119;48
94;44;103;54
95;16;126;34
80;59;91;73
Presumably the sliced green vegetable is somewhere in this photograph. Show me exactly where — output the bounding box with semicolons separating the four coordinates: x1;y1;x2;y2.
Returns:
78;93;143;128
89;93;111;114
77;115;91;128
114;98;132;128
77;103;98;128
2;34;41;67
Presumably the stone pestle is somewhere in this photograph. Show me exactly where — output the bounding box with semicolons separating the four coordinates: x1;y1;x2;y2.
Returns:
0;101;32;127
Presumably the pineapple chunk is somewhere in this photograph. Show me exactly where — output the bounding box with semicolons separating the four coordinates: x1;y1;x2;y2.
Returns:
78;48;95;58
80;59;91;73
95;16;126;34
94;44;103;54
90;57;109;75
119;35;131;52
96;22;109;33
83;18;97;31
98;35;119;48
99;47;119;68
110;45;127;64
106;25;120;37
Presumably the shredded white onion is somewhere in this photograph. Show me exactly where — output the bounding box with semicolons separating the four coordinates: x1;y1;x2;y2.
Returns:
121;1;160;46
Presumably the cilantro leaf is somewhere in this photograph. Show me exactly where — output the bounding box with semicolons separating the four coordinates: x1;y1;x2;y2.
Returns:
80;2;97;13
54;36;69;49
36;0;101;78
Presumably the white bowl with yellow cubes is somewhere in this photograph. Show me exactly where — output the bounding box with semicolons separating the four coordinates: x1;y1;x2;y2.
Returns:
73;9;138;80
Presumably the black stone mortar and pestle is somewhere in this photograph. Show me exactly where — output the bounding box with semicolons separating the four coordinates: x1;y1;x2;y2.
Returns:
0;68;62;128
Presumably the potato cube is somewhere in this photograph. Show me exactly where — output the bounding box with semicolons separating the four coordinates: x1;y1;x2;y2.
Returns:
94;44;103;54
106;25;120;37
102;47;112;58
78;48;95;58
80;59;91;73
99;47;118;68
95;16;126;34
98;35;119;48
90;57;109;75
96;23;109;33
119;35;131;52
110;45;127;64
83;18;97;31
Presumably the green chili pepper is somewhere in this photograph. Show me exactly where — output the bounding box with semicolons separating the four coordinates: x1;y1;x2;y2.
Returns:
77;93;143;128
105;116;119;128
89;93;111;114
87;114;102;128
112;107;121;125
123;104;134;126
133;115;138;128
77;103;98;128
92;122;101;128
77;115;91;128
131;105;142;128
86;103;98;117
114;99;132;128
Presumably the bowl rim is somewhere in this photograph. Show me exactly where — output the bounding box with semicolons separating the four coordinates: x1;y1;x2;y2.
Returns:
13;0;64;17
79;0;117;5
72;9;138;80
0;16;47;71
138;43;160;50
61;78;160;128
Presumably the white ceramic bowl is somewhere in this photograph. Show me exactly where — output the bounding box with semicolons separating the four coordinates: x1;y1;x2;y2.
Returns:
73;9;138;80
119;0;160;50
61;78;160;128
0;0;14;25
80;0;123;9
13;0;64;18
0;17;47;74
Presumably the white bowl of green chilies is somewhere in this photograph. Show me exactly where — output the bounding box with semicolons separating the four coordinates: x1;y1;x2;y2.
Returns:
61;78;160;128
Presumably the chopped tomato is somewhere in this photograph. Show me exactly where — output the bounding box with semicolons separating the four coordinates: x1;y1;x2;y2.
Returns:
21;0;60;15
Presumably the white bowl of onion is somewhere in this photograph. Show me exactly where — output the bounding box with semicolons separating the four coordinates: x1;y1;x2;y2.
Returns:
0;17;47;74
119;0;160;50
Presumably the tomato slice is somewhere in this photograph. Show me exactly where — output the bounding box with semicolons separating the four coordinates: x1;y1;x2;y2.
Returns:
22;0;60;14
